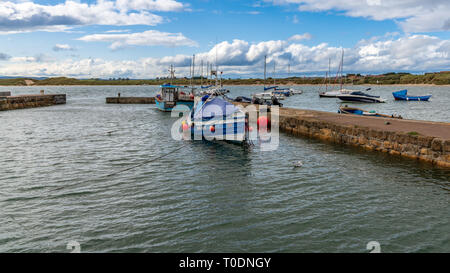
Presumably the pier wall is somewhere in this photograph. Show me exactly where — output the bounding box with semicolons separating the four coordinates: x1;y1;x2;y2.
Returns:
0;94;66;111
234;102;450;168
106;97;155;104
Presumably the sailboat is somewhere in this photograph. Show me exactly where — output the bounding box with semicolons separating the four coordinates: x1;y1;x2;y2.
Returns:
319;50;353;98
263;56;302;96
155;65;194;112
253;56;286;103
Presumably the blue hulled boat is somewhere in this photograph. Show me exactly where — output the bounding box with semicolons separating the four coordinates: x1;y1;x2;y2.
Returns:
339;106;402;119
392;90;431;101
155;84;194;112
185;92;249;145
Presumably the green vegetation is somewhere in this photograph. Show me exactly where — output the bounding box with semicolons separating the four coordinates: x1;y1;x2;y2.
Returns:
1;71;449;86
407;131;420;136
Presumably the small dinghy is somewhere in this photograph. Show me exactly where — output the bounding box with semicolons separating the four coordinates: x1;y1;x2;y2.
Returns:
392;90;431;101
339;106;402;119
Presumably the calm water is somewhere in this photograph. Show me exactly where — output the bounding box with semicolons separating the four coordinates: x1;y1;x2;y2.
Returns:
0;85;449;253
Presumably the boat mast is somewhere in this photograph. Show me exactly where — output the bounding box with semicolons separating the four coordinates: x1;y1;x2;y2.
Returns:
326;57;330;91
273;60;276;86
340;49;344;91
192;54;195;89
273;61;276;86
200;60;203;87
264;55;267;89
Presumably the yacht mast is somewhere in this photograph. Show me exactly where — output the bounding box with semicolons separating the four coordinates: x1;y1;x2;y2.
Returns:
264;55;267;89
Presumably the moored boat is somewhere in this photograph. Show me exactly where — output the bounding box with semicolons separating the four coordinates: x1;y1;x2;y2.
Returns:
337;91;386;103
155;84;194;112
155;66;194;112
185;93;250;145
338;106;402;119
251;92;284;106
392;90;431;101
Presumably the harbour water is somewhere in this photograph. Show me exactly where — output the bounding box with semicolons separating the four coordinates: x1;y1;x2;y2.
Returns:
0;85;449;253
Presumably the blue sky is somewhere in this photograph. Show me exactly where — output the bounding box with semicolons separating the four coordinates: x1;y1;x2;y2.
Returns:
0;0;449;78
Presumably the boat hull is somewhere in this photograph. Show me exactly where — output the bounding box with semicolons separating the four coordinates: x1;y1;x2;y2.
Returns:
337;94;385;103
155;99;194;112
392;89;431;101
338;107;401;119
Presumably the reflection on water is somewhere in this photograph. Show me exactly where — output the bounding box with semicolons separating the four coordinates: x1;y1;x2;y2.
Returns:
0;85;449;253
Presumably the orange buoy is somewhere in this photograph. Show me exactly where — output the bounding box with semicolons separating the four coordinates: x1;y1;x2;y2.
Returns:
210;125;215;133
182;121;189;131
257;116;268;129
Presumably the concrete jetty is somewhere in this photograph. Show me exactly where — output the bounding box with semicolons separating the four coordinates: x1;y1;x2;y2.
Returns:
106;96;155;104
234;102;450;168
0;91;66;111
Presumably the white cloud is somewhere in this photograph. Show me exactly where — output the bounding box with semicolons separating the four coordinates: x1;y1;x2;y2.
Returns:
78;30;198;50
0;0;187;33
288;33;312;41
105;29;131;33
265;0;450;32
53;44;75;51
1;34;449;78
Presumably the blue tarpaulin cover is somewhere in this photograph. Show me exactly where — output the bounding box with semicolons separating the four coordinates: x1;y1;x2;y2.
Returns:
193;97;240;119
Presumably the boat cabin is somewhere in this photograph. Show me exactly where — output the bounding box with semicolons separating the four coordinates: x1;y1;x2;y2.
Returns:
160;84;180;103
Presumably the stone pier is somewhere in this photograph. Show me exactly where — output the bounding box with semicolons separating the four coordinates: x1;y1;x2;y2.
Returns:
0;93;66;111
106;97;155;104
234;102;450;168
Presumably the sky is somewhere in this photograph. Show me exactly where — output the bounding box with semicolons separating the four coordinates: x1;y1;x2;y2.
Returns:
0;0;449;79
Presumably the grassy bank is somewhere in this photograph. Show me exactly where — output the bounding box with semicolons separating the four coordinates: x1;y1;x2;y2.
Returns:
1;72;449;86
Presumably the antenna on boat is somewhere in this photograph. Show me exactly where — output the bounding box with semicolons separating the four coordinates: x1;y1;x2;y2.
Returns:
169;65;175;85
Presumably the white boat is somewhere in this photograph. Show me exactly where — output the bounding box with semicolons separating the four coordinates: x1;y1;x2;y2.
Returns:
318;50;356;98
253;92;285;100
262;56;303;97
251;92;283;106
319;88;353;98
337;91;386;103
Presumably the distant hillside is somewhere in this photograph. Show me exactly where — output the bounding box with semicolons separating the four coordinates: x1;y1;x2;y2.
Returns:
0;72;449;86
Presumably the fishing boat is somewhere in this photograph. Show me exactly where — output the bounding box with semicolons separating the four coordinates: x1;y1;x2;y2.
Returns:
155;84;194;112
392;90;431;101
155;66;195;112
185;92;249;145
337;91;386;103
338;106;402;119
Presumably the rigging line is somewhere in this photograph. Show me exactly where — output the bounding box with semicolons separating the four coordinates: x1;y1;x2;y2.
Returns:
26;129;122;145
48;143;189;193
102;143;187;178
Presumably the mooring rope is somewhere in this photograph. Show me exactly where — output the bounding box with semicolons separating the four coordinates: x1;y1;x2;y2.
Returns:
47;143;188;193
